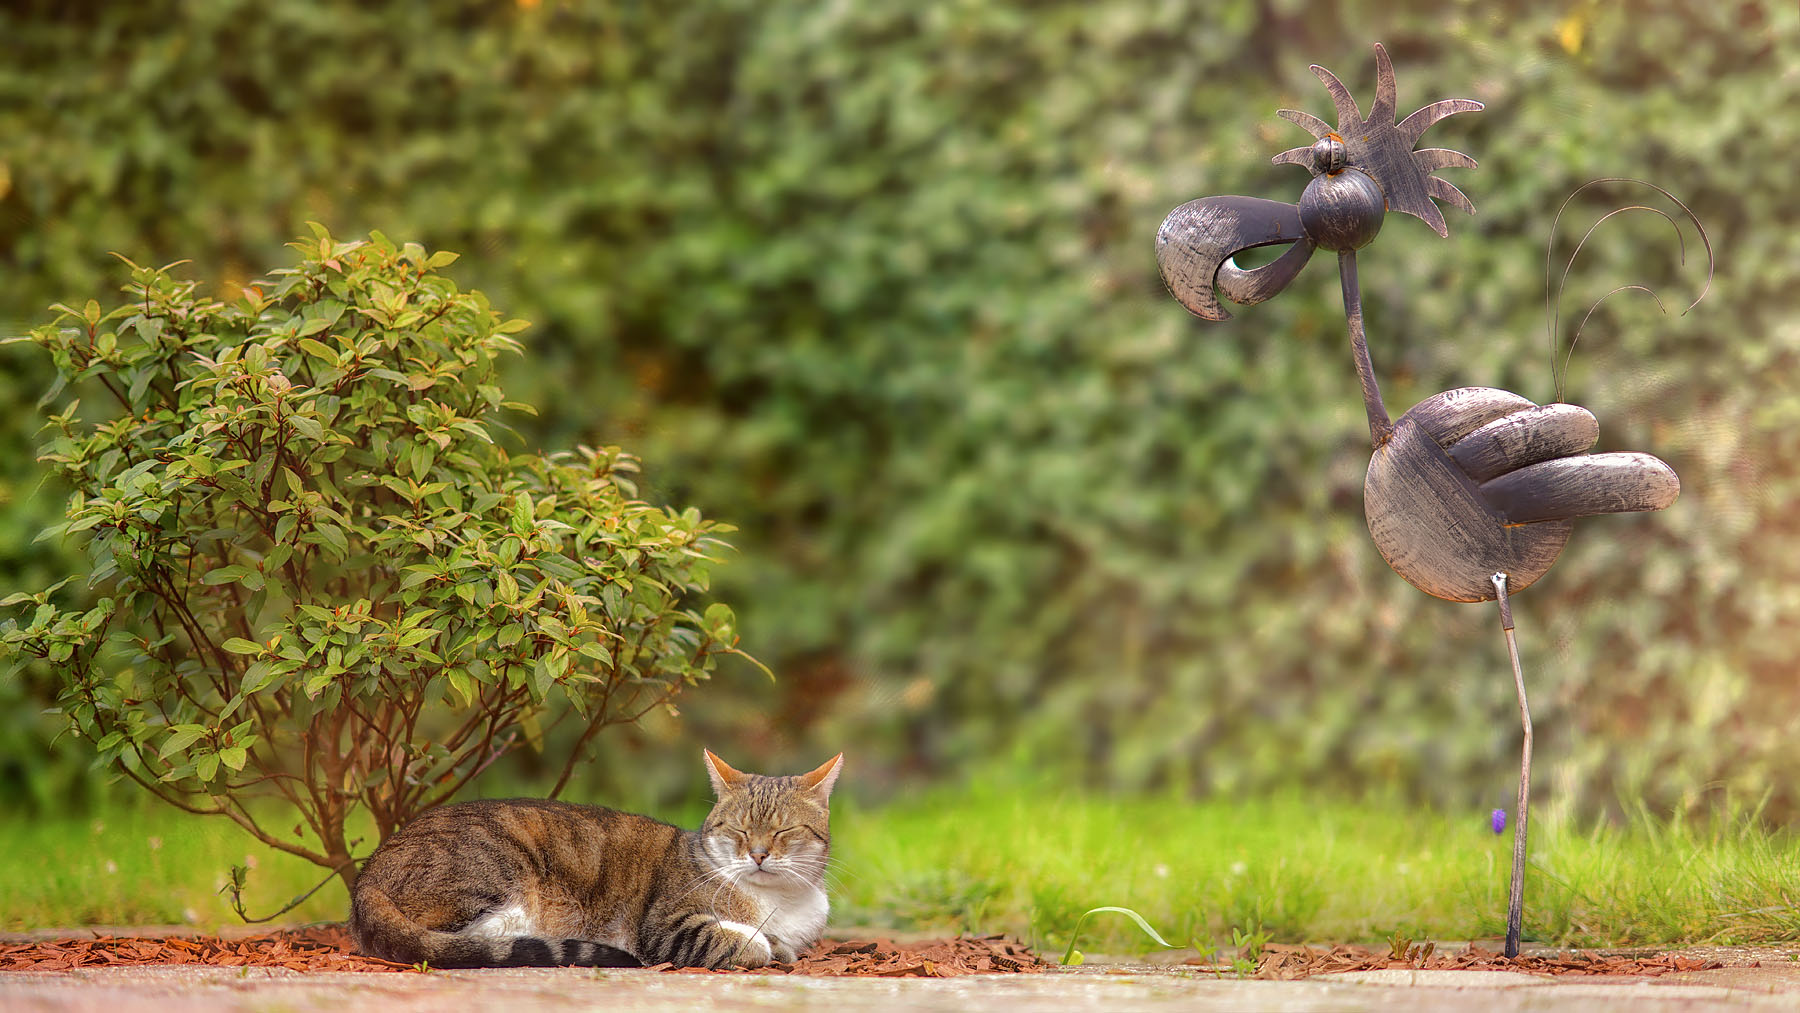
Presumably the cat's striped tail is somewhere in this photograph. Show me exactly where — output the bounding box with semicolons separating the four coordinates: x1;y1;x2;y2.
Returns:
350;886;640;968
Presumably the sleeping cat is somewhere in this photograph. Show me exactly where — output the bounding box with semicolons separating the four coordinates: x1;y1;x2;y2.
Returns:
350;750;842;969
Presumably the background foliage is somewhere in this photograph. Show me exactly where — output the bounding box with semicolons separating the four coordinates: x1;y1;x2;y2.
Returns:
3;0;1796;821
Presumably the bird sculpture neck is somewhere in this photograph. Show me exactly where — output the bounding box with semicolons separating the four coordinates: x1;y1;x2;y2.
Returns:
1337;250;1394;447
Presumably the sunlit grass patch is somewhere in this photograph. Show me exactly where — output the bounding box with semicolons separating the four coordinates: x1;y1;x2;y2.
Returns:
830;785;1800;955
0;804;348;931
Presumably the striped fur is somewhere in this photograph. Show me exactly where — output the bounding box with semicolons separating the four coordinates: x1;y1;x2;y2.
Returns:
350;752;842;969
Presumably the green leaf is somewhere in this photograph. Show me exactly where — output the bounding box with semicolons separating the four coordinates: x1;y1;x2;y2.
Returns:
288;414;324;441
202;565;253;586
222;637;264;655
298;337;339;361
159;725;206;759
240;660;277;694
703;602;735;636
530;656;555;697
445;669;473;708
398;627;437;647
1060;907;1178;966
312;523;350;559
219;746;248;771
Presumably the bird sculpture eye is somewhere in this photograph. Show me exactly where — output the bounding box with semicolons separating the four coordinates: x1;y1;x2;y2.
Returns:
1310;136;1348;175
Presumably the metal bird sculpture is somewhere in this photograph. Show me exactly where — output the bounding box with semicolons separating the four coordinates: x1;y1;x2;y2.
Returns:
1156;44;1706;958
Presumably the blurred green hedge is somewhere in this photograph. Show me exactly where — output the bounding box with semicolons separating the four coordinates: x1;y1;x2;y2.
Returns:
3;1;1797;819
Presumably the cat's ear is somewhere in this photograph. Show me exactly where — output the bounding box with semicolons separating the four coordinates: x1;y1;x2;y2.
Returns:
703;749;750;795
799;753;844;801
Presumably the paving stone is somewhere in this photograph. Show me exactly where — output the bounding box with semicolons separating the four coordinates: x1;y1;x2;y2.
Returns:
7;960;1800;1012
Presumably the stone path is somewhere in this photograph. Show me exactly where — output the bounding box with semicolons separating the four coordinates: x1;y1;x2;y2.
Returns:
7;954;1800;1011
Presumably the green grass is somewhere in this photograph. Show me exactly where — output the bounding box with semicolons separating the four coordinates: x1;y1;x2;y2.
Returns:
828;786;1800;954
4;787;1797;954
0;803;364;930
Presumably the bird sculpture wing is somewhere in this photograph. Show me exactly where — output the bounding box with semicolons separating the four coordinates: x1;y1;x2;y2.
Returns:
1365;388;1680;602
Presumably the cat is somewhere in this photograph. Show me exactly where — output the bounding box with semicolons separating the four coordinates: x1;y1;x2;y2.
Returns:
349;750;842;969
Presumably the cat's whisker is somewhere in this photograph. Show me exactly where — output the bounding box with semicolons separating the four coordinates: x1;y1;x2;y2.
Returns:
666;865;736;905
820;864;859;889
793;854;846;881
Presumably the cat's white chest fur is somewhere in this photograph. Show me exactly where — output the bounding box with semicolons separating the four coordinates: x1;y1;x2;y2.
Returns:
741;877;828;947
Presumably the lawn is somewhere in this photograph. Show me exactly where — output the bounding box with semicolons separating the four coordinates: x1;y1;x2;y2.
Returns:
4;786;1796;956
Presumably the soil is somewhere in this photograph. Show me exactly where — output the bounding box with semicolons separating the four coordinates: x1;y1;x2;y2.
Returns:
0;926;1044;978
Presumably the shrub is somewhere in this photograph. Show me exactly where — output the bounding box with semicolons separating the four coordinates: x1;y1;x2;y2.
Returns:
0;228;752;888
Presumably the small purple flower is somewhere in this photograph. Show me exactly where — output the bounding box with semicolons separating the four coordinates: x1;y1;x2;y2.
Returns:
1491;808;1507;835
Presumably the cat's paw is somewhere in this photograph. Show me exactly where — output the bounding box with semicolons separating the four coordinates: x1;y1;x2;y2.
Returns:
714;920;773;969
768;939;800;964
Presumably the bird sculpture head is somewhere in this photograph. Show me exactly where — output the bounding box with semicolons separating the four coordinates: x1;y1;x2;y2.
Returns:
1273;43;1482;241
1155;43;1482;320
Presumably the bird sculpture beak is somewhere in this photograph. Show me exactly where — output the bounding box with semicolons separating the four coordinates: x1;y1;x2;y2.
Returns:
1156;196;1316;320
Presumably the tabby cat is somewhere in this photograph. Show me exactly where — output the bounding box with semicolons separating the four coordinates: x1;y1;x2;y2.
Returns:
350;750;842;969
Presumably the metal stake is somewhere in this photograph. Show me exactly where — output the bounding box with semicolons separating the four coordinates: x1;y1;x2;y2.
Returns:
1492;571;1532;959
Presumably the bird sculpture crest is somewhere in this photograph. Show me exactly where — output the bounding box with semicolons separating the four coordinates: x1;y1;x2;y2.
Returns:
1155;43;1709;958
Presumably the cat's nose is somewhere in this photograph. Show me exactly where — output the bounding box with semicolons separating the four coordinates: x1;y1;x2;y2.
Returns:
750;847;770;866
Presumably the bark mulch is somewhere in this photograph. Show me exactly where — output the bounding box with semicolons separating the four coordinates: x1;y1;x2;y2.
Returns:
0;926;1044;978
1254;941;1726;980
0;926;410;974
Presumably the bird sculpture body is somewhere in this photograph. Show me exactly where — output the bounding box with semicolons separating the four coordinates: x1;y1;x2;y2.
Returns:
1154;43;1701;957
1367;387;1678;602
